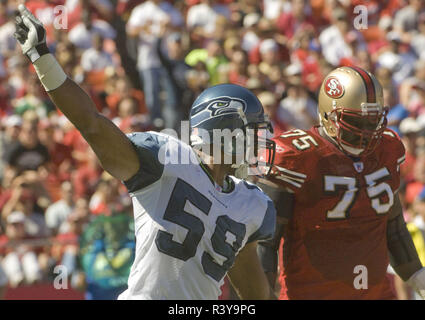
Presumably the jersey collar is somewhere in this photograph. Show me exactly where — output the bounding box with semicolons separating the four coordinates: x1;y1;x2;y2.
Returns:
315;126;365;162
197;158;235;194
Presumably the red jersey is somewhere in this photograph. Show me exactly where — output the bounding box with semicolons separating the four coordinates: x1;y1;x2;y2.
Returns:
269;126;406;300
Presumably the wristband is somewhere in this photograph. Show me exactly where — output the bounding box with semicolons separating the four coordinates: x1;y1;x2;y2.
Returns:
33;53;67;91
25;44;50;63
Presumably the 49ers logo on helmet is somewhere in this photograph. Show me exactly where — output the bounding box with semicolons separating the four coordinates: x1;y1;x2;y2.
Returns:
325;77;344;99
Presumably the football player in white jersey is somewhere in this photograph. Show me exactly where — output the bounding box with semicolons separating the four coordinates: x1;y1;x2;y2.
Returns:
14;5;277;300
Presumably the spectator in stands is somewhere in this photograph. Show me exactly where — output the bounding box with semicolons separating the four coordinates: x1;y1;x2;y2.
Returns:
385;85;409;135
186;0;222;38
258;91;286;137
258;38;283;78
5;112;49;175
38;118;73;197
0;115;21;182
393;0;425;36
51;197;90;289
1;170;49;237
78;212;135;300
105;75;147;119
68;8;116;50
377;31;417;86
185;39;228;86
45;181;74;236
400;117;422;186
13;76;54;118
319;7;364;66
1;211;43;287
0;1;16;59
81;34;115;72
276;64;318;130
112;97;139;133
399;59;425;110
156;32;193;128
126;0;183;124
241;13;261;53
71;147;102;200
276;0;314;43
411;12;425;60
89;171;129;216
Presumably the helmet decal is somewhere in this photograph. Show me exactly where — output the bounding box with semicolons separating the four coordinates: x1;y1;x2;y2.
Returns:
207;97;247;116
325;77;345;99
191;96;248;127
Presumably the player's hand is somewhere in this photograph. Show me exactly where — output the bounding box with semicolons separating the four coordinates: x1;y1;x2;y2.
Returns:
14;4;49;63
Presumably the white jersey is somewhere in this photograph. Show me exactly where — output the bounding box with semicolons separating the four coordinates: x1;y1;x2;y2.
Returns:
118;131;275;300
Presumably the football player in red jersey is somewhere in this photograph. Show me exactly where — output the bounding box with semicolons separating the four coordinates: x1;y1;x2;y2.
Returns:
257;66;425;299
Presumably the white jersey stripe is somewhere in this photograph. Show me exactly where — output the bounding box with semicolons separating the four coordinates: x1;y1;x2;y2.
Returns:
397;155;406;164
275;165;307;179
275;175;303;188
276;172;306;183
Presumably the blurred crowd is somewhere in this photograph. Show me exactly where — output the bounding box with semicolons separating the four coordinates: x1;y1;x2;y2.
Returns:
0;0;425;299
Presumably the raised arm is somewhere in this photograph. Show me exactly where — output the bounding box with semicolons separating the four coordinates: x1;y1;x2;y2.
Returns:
14;5;139;182
47;80;139;181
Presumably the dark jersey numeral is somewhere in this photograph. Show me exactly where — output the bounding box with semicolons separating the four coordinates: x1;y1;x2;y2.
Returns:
202;215;246;281
155;179;211;260
155;178;247;282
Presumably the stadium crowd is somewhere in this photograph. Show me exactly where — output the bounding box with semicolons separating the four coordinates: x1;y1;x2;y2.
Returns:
0;0;425;299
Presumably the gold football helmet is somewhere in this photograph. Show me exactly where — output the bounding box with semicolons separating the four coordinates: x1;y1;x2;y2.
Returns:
318;66;388;156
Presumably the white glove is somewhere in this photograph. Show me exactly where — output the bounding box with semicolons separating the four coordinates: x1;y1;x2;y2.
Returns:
407;267;425;300
14;4;50;63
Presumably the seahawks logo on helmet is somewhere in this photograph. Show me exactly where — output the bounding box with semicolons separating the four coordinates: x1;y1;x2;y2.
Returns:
191;96;248;127
207;97;247;116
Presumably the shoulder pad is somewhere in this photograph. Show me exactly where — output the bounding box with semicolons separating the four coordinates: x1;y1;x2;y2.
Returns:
381;129;405;165
274;128;322;154
382;129;401;141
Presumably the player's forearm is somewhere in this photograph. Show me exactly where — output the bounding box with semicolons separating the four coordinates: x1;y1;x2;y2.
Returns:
48;79;139;180
228;241;275;300
388;221;423;282
388;227;423;283
391;260;423;283
228;273;272;300
257;241;278;288
47;78;101;135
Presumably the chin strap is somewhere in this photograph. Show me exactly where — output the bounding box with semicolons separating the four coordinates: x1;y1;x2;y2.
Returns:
340;143;364;156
